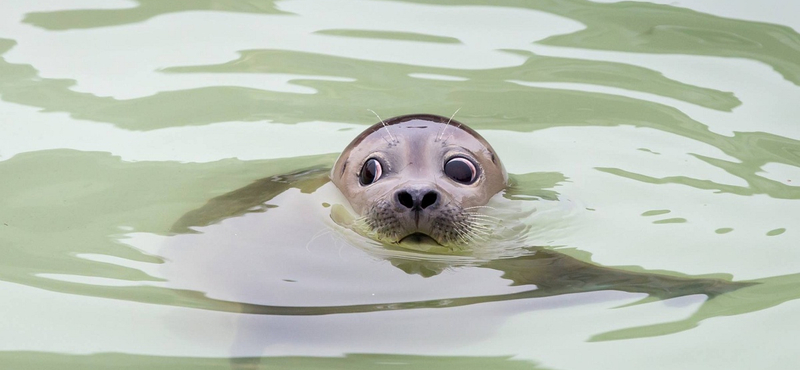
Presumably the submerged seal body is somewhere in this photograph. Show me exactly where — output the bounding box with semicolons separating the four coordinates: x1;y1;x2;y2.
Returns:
331;114;507;246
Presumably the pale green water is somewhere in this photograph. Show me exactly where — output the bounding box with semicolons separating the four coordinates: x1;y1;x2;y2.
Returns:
1;0;799;369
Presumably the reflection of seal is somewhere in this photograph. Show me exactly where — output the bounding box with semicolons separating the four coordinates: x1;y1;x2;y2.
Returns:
331;114;507;247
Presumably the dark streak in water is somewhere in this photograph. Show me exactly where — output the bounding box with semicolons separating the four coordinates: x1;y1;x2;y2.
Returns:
315;29;462;44
22;0;288;30
0;352;548;370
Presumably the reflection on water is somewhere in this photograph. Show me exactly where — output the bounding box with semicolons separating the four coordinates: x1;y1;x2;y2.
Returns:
22;0;287;30
0;352;546;370
1;0;799;368
2;34;797;200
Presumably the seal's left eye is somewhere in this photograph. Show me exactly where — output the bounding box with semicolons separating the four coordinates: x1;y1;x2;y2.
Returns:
359;158;382;185
444;157;477;184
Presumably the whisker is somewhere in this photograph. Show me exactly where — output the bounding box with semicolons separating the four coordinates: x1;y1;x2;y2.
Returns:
463;205;498;211
461;227;492;237
436;107;462;142
453;231;474;245
465;213;502;220
465;217;502;225
368;109;397;144
464;212;501;219
465;211;498;216
455;221;492;239
456;219;493;230
463;226;493;235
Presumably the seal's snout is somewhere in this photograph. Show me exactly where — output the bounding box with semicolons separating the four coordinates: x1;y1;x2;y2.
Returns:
395;188;439;211
394;186;440;230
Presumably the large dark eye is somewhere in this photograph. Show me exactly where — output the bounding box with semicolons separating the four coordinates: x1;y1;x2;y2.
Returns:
359;158;383;185
444;157;477;184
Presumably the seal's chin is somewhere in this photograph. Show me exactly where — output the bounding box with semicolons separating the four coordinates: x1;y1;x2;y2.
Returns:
398;232;440;245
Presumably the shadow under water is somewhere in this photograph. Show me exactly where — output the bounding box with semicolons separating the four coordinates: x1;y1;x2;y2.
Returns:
167;167;755;340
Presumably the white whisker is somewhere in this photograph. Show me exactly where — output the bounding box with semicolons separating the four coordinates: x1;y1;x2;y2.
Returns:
466;216;502;224
463;205;498;211
436;107;462;142
368;109;397;144
465;212;502;219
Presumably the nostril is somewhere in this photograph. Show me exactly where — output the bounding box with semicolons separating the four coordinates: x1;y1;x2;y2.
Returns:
397;191;414;209
420;191;438;209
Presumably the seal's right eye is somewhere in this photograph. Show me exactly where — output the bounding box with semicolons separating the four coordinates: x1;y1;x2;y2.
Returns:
359;158;382;185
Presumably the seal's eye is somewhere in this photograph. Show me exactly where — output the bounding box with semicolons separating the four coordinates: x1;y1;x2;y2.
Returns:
359;158;383;185
444;157;477;184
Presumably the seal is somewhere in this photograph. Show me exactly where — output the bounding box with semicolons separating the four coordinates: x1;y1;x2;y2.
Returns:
331;113;508;247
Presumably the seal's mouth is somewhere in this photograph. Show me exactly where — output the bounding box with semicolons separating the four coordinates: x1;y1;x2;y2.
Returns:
398;232;439;245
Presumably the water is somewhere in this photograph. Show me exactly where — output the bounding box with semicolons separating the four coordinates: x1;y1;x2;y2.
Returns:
1;0;799;369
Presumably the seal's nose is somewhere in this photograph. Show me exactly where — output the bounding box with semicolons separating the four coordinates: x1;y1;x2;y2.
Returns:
395;188;439;210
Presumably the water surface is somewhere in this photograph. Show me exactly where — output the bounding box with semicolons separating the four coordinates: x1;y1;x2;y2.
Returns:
1;0;799;369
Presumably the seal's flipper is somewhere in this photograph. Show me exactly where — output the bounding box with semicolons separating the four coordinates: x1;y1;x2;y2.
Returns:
170;166;331;233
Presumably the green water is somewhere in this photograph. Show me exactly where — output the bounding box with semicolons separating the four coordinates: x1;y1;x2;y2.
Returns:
1;0;799;369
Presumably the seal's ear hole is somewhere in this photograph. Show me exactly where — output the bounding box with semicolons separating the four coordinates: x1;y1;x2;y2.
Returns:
444;157;477;184
359;158;383;185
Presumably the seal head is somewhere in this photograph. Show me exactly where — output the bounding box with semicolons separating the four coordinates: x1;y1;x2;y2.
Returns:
331;114;507;247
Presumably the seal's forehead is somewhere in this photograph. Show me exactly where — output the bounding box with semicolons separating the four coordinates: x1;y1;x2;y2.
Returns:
344;114;494;152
